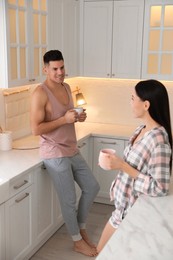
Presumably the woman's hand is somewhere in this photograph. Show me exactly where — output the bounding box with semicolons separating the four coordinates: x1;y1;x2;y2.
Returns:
101;154;138;179
99;154;124;171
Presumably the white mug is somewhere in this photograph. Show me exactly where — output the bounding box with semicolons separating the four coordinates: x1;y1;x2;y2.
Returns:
98;148;116;170
73;107;83;115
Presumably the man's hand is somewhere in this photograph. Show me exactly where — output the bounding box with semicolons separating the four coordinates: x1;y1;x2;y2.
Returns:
64;110;78;123
78;109;87;122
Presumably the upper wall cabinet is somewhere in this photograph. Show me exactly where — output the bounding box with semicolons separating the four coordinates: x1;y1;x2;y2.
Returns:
82;1;113;77
5;0;48;88
1;0;79;88
142;0;173;81
112;0;144;79
63;0;80;77
48;0;80;78
82;0;144;79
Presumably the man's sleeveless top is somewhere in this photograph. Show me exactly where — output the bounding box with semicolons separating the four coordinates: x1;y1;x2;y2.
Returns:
39;83;78;159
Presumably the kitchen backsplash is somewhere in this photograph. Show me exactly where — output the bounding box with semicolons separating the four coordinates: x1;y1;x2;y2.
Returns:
0;85;36;139
68;77;173;128
0;78;173;140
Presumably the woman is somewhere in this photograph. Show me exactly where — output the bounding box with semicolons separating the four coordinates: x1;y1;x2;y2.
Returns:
97;79;172;253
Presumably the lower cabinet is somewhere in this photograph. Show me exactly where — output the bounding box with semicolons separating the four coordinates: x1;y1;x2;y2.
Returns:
78;137;92;166
76;137;92;200
0;203;5;260
4;166;64;260
5;185;34;260
1;135;127;259
92;137;125;204
33;165;63;247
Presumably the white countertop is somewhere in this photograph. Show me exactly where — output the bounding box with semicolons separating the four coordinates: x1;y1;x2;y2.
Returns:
1;122;133;181
0;122;133;203
97;177;173;260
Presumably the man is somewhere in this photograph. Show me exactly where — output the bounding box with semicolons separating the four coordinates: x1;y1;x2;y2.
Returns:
30;50;99;257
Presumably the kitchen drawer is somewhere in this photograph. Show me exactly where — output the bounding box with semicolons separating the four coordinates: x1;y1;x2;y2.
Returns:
9;171;34;198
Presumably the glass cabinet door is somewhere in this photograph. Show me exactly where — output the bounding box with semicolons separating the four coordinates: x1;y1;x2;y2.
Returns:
6;0;48;87
7;0;27;84
142;0;173;80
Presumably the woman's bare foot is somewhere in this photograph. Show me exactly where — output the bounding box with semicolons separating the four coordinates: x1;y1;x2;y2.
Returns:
74;239;98;257
80;229;96;248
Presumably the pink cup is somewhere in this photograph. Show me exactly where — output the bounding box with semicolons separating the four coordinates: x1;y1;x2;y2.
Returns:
98;148;116;170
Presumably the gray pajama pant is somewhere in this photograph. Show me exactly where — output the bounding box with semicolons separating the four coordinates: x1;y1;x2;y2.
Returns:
43;152;100;241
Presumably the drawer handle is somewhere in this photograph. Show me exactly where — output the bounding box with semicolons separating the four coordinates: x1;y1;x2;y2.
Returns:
15;193;29;203
100;141;117;145
13;180;28;190
78;142;86;148
41;164;46;170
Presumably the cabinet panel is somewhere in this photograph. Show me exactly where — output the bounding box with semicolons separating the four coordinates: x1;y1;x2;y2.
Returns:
5;185;34;260
93;137;125;204
142;0;173;80
112;0;144;78
82;0;144;78
0;204;5;260
62;0;80;77
5;0;48;87
34;166;55;243
76;137;92;200
83;1;113;77
78;137;92;166
49;0;79;78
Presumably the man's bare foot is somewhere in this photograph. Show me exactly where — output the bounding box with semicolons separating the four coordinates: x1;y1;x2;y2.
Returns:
80;229;96;248
74;239;98;257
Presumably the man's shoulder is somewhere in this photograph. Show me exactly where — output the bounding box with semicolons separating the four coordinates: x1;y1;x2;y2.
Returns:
31;84;47;101
63;82;70;89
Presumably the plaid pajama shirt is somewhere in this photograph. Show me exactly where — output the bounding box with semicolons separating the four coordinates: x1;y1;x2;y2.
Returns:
109;125;172;228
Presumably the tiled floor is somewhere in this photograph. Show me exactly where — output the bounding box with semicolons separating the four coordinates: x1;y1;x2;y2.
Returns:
30;203;114;260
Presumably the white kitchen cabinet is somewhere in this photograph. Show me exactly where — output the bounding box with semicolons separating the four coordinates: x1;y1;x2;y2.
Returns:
82;0;144;78
0;203;5;260
2;0;79;88
75;137;92;200
78;137;92;166
49;0;80;78
112;0;144;79
5;184;34;260
82;1;113;77
62;0;80;77
33;165;63;246
5;0;49;88
142;0;173;80
93;137;125;204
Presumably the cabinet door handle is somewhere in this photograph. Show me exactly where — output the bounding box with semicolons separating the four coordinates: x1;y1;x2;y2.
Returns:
78;142;86;148
41;163;46;169
13;180;28;190
29;78;35;82
15;193;29;203
99;141;117;145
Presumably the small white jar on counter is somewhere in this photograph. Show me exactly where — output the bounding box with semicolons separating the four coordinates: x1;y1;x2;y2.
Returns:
0;131;12;151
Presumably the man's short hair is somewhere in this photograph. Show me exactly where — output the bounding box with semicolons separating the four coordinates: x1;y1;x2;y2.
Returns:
43;50;64;64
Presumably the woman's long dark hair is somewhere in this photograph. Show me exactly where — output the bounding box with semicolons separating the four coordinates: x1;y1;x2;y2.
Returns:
135;79;172;171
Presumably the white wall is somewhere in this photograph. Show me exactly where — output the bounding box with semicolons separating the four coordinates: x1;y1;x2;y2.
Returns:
67;77;173;128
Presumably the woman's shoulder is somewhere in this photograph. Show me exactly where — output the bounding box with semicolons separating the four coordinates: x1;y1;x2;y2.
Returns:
148;126;169;144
